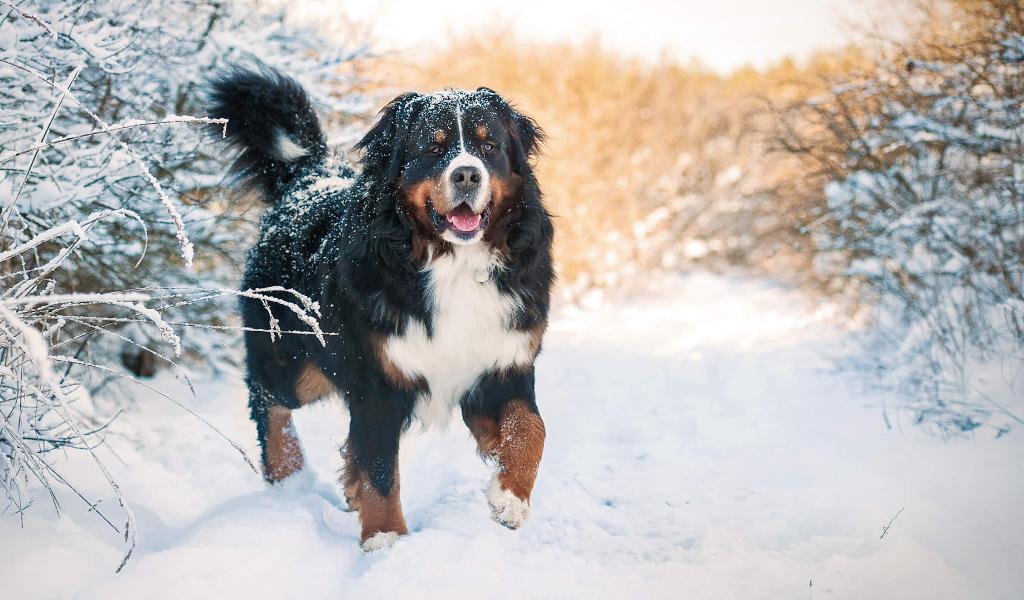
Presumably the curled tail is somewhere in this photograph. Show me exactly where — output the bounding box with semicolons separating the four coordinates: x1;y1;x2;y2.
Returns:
207;66;327;201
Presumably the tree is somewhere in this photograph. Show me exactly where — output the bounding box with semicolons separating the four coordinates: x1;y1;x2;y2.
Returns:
776;0;1024;435
0;0;370;566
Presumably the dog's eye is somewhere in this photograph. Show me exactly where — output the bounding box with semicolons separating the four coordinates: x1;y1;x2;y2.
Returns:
428;145;444;155
481;142;495;153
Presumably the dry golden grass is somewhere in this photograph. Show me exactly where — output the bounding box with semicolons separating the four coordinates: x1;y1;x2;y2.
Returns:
375;35;869;291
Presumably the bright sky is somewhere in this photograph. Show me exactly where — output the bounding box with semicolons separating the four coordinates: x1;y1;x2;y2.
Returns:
342;0;882;73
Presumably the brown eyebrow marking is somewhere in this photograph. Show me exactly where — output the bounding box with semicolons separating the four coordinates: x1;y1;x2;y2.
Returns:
433;129;446;143
475;125;488;140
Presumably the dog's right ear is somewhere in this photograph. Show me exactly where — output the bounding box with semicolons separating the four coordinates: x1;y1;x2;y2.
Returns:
355;92;423;181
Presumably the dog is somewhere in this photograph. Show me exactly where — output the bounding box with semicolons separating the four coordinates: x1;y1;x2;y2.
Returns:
207;67;554;550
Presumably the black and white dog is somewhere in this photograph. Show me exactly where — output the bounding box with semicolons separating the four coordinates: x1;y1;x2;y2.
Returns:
208;68;553;550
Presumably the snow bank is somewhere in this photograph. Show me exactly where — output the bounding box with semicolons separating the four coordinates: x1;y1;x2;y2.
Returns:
1;273;1021;599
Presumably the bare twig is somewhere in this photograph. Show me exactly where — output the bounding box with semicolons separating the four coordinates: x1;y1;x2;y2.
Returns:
880;506;905;539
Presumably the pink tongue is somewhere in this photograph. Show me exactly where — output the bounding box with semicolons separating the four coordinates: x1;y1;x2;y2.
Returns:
447;212;481;232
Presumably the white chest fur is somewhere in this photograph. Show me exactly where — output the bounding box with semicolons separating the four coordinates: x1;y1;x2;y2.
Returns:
383;244;534;428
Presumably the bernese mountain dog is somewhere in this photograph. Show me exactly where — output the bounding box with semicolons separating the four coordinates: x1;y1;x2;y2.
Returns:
207;67;554;550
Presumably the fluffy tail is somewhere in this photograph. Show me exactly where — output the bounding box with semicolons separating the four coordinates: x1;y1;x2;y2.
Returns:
206;66;327;200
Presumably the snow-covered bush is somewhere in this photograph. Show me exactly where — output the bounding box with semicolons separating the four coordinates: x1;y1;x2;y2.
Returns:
1;0;369;370
1;0;368;566
777;0;1024;435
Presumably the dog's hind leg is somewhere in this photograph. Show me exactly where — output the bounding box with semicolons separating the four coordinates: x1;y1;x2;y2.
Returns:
248;379;306;483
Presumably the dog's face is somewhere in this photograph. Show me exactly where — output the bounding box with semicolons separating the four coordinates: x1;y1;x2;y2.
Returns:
356;89;542;247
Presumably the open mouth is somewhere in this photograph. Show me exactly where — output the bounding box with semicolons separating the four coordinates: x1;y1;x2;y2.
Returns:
429;200;491;239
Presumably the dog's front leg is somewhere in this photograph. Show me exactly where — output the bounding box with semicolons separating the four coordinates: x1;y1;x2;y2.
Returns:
342;391;413;550
462;369;546;529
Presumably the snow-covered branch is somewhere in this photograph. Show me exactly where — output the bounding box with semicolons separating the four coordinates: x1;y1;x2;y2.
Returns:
1;0;372;569
775;0;1024;435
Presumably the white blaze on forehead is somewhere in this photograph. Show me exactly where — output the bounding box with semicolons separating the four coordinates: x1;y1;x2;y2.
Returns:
455;104;467;152
440;103;490;213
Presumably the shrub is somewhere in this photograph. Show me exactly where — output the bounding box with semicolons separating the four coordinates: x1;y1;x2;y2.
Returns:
775;0;1024;435
0;0;368;567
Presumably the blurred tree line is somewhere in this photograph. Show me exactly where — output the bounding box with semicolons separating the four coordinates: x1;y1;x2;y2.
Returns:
776;0;1023;435
400;31;868;296
3;0;1018;434
405;0;1022;434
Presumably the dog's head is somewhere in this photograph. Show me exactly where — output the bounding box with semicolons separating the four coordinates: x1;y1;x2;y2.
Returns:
355;88;543;247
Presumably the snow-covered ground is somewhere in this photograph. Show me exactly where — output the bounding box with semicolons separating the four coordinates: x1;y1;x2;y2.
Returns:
3;273;1022;599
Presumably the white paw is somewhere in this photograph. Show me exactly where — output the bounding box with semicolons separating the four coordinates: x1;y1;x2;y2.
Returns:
486;474;531;529
361;531;400;552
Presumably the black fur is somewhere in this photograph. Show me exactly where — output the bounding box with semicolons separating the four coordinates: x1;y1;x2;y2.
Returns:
207;67;327;199
208;68;554;502
352;92;424;181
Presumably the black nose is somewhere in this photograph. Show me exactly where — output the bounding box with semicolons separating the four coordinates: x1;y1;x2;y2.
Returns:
451;166;481;191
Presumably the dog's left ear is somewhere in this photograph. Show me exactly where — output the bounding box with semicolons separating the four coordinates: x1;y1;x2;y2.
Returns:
477;87;544;174
355;92;423;181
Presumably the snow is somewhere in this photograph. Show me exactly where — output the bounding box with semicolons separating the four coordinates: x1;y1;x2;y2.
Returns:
2;273;1022;599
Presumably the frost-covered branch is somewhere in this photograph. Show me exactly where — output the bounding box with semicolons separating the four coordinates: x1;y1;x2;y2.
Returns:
774;0;1024;435
1;0;372;570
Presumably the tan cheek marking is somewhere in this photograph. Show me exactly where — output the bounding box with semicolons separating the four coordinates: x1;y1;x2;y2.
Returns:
488;174;518;215
294;362;335;405
399;177;449;263
483;173;522;251
265;406;304;482
401;178;433;211
340;444;409;541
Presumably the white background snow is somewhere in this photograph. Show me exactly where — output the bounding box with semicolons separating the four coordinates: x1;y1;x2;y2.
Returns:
2;273;1022;599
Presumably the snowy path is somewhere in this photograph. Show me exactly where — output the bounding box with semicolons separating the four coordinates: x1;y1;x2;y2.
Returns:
3;274;1023;599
